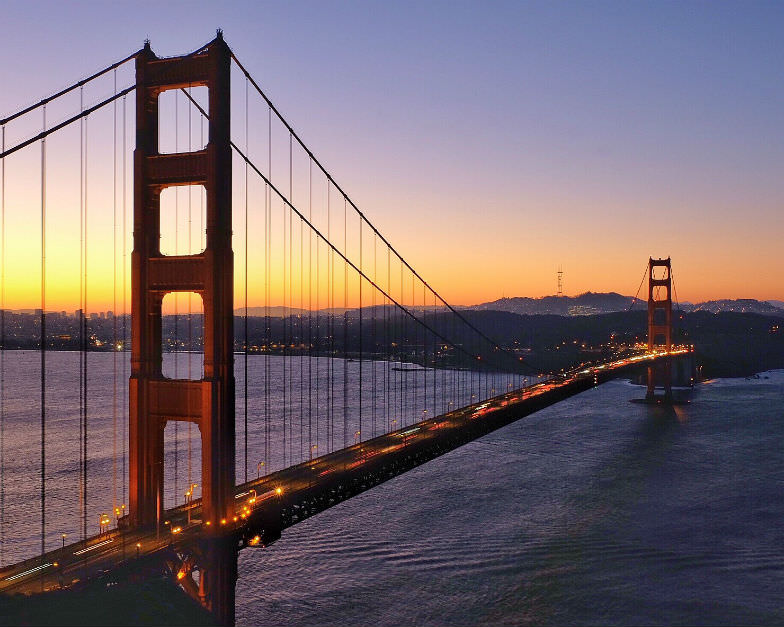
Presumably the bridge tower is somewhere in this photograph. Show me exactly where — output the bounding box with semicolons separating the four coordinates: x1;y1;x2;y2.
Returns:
129;34;236;624
646;257;673;401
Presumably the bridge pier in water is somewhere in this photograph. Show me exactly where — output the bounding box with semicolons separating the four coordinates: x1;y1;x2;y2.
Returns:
129;33;237;625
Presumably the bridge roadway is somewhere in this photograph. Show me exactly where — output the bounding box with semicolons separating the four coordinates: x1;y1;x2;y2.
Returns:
0;349;690;597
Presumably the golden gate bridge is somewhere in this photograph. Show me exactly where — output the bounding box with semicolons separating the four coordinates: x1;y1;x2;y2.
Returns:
0;33;692;625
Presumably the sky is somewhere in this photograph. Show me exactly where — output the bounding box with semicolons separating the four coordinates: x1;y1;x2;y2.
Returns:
0;0;782;311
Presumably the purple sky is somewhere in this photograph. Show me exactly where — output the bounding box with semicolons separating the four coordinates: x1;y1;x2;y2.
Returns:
1;1;782;304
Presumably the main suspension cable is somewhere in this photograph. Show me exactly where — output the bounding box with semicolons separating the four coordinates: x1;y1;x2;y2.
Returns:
0;86;135;161
627;261;649;311
229;51;536;375
0;49;140;127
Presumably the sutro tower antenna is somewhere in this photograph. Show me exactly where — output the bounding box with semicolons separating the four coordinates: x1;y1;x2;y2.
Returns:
557;266;564;297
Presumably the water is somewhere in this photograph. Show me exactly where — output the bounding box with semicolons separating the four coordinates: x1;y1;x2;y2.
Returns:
1;353;782;624
0;350;517;563
235;371;784;626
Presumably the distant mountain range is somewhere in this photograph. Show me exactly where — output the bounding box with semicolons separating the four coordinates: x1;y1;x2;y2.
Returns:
7;295;780;319
468;293;784;317
687;299;784;316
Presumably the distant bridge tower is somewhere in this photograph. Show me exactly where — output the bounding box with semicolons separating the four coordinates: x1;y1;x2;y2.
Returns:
646;257;673;401
129;33;236;624
557;266;564;297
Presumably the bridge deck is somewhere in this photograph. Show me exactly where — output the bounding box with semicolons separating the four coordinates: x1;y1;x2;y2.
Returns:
0;350;690;596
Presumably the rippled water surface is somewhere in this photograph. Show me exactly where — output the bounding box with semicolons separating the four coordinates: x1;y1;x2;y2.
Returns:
235;372;784;626
1;351;781;625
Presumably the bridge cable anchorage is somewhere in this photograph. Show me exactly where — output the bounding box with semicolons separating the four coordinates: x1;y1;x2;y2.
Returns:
227;51;542;376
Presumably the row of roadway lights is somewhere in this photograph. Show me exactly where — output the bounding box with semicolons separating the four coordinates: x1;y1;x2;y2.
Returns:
82;384;537;554
94;482;200;535
91;381;538;548
54;504;140;566
48;390;512;571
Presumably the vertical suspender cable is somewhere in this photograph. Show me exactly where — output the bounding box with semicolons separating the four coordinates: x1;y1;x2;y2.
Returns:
358;214;363;444
423;280;427;422
372;233;377;438
343;196;348;448
244;77;249;482
433;291;437;417
383;248;388;433
199;111;205;482
174;91;179;503
0;124;5;566
40;104;47;557
122;93;127;508
291;135;298;462
79;88;85;539
187;86;192;490
314;164;319;456
265;105;271;473
308;159;312;458
386;247;390;433
299;150;304;461
410;274;415;423
83;108;88;539
289;134;294;463
282;137;288;467
282;141;287;468
400;260;404;425
112;69;118;516
328;183;334;453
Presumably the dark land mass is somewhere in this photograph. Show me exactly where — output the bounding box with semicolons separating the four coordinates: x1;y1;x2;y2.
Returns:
470;293;784;318
456;309;783;378
1;308;781;378
0;572;215;626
